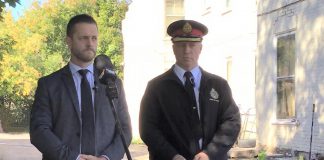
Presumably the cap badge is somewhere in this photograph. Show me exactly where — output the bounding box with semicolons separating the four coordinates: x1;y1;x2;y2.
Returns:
182;22;192;34
209;88;219;102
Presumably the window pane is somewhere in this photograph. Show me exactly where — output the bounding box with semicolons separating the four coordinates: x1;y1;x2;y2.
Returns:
226;0;231;8
166;16;183;26
277;35;295;77
277;79;295;119
276;34;295;119
165;0;184;36
166;0;184;15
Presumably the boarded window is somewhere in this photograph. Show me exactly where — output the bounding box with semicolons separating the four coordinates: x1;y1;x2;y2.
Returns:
277;34;295;119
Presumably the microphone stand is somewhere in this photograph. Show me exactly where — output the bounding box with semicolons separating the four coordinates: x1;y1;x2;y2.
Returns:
105;80;132;160
309;104;315;160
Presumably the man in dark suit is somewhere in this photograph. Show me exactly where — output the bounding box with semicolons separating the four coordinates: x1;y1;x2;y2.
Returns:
139;20;241;160
30;14;132;160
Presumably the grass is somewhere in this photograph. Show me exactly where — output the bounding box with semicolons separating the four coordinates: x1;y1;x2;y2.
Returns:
257;150;267;160
131;137;144;144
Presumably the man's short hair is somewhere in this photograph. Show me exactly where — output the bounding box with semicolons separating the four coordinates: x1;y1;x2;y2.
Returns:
66;14;97;37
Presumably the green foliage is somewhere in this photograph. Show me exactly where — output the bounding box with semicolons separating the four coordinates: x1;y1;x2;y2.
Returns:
0;0;20;20
258;150;267;160
96;0;128;78
298;154;304;160
0;34;16;59
0;0;128;131
131;137;144;144
0;98;32;132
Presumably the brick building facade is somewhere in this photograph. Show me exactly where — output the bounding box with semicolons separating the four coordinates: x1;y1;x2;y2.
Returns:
256;0;324;157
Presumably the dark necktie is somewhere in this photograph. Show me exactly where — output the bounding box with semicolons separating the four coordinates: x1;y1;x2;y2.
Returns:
78;69;95;155
184;71;203;143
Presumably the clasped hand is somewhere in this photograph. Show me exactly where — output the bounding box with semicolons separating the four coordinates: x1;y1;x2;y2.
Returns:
173;152;209;160
79;154;107;160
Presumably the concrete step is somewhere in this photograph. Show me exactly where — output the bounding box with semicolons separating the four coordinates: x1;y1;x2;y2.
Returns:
228;147;258;159
237;139;256;148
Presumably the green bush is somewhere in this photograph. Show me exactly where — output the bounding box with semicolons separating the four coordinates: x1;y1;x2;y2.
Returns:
258;150;267;160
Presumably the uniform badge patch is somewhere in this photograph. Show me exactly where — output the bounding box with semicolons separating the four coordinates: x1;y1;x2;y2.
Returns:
209;88;219;102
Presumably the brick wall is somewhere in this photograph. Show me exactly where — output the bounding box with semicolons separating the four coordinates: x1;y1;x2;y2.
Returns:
256;0;324;155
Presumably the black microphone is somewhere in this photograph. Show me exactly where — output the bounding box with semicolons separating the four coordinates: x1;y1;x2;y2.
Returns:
94;54;117;85
94;54;133;160
94;54;119;99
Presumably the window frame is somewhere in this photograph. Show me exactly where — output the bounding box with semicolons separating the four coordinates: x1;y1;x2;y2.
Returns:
164;0;185;38
274;33;297;122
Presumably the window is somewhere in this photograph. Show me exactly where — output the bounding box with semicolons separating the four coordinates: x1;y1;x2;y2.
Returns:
225;0;231;8
165;0;184;36
276;34;295;119
221;0;232;15
203;0;213;9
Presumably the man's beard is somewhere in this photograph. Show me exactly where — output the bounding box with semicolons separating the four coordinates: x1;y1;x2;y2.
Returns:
72;48;96;62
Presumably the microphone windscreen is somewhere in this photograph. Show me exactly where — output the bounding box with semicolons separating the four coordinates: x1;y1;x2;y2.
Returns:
94;54;114;70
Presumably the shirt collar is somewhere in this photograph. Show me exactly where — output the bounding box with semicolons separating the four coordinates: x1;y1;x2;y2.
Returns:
69;62;94;75
173;64;201;83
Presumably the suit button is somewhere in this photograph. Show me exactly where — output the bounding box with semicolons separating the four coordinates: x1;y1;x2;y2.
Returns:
76;132;80;137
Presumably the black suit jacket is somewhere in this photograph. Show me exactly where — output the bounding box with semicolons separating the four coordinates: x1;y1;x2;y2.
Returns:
139;67;241;160
30;64;132;160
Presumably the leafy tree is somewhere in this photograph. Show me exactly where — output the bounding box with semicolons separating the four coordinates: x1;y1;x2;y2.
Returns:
0;0;20;20
0;0;129;131
96;0;128;78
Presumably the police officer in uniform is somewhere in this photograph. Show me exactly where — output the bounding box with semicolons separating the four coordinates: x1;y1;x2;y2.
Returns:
139;20;241;160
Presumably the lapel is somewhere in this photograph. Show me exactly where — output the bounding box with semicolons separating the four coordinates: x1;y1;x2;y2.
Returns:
199;69;212;141
61;64;81;122
162;67;184;86
199;69;207;114
199;69;223;147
